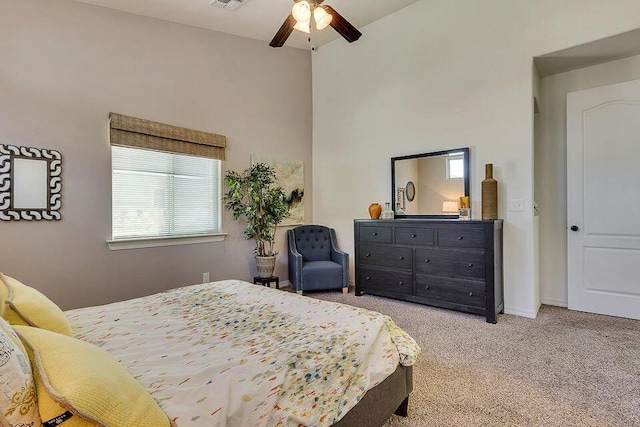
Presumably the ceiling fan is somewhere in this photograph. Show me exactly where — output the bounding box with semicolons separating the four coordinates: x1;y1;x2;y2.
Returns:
269;0;362;48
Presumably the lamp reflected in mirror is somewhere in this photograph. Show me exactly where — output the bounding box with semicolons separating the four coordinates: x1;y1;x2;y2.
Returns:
442;201;459;215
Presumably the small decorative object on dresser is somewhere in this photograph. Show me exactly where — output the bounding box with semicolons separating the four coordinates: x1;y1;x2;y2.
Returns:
381;202;395;219
368;203;382;219
354;219;504;323
482;164;498;220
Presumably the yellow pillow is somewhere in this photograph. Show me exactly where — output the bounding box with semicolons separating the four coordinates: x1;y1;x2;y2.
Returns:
1;273;72;336
14;325;171;427
0;318;41;427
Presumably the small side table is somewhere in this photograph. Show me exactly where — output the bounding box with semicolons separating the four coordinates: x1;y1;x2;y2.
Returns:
253;276;279;289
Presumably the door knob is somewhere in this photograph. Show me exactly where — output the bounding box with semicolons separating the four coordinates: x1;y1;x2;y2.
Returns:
570;225;579;232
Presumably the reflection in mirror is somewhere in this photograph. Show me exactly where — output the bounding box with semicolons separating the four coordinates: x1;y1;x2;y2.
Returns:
392;148;469;218
13;158;49;209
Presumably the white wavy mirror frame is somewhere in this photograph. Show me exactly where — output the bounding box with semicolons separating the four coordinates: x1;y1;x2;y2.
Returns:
0;144;62;221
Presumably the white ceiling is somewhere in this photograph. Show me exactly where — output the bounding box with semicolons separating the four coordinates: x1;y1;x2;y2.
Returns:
71;0;420;49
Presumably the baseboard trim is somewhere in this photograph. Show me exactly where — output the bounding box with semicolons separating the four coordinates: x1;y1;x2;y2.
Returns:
280;280;291;287
540;297;568;308
504;306;538;319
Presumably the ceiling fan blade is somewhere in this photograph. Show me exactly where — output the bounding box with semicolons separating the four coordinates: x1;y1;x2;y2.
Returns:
269;14;296;48
324;6;362;43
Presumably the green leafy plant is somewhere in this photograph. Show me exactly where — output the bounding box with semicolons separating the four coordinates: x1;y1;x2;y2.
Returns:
224;163;290;257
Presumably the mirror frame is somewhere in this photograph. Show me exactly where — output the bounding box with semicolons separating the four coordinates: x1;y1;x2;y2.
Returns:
0;143;62;221
391;147;470;218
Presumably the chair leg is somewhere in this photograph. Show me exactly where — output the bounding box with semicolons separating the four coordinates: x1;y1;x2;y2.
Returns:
342;287;348;295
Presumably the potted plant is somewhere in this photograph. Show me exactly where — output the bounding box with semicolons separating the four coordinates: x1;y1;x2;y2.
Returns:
224;163;290;278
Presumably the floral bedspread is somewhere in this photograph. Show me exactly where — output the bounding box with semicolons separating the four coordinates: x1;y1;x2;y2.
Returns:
65;280;420;427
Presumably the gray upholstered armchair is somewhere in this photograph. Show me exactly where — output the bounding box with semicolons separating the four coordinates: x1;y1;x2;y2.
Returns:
287;225;349;294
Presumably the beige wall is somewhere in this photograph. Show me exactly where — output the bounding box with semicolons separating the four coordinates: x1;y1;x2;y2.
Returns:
417;156;464;214
535;54;640;307
0;0;312;310
312;0;640;318
393;158;418;214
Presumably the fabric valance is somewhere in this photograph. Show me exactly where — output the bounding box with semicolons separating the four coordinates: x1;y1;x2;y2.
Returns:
109;113;226;160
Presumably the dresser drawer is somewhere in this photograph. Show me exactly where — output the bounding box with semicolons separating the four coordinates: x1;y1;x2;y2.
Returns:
415;248;485;279
359;226;392;243
359;267;413;296
438;227;484;248
415;274;486;308
359;244;413;269
395;227;435;246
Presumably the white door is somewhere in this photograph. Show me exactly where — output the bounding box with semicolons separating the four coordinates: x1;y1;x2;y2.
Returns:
567;79;640;320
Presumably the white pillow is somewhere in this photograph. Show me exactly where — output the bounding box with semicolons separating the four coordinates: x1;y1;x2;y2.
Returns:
0;317;41;426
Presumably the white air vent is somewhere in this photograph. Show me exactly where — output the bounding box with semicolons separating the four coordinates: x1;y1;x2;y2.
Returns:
209;0;252;11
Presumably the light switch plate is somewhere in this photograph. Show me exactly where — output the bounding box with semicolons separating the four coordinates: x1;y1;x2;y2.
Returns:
509;199;524;212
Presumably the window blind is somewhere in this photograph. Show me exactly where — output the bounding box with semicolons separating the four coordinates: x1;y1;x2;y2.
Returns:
109;113;226;160
112;146;220;240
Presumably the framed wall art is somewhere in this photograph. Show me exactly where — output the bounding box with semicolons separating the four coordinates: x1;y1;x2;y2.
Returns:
251;154;304;226
0;144;62;221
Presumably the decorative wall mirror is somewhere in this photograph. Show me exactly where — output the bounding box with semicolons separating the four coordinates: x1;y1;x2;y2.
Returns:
0;144;62;221
391;147;469;218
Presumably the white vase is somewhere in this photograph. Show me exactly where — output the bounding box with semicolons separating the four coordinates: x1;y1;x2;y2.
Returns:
255;255;276;278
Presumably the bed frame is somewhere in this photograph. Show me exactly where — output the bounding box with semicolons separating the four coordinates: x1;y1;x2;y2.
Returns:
332;364;413;427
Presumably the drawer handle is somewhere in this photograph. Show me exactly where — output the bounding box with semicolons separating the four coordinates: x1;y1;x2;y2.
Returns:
398;256;404;260
365;276;371;281
425;285;430;290
469;292;474;297
424;259;430;263
411;234;416;238
372;232;378;236
468;263;474;267
398;281;404;286
458;236;464;240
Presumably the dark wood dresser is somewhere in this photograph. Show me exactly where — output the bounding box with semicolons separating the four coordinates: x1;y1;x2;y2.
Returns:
354;219;503;323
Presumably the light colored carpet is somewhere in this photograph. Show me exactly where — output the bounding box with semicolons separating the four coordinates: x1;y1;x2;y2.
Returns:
309;290;640;427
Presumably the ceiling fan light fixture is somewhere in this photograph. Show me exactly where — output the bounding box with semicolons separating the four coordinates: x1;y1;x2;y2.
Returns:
314;6;333;31
293;20;310;34
292;1;311;23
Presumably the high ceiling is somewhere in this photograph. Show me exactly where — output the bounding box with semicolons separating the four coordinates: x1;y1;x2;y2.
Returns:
71;0;420;49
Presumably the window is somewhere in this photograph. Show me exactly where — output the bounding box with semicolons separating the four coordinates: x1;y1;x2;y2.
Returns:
111;146;220;240
446;154;465;180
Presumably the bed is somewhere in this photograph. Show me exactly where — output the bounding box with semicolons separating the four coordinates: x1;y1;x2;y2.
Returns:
62;280;420;426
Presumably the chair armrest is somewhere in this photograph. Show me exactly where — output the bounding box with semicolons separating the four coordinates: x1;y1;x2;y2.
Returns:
329;229;349;287
287;230;303;291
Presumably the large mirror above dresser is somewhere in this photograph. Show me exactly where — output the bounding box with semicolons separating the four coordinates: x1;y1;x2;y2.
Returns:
391;148;469;218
